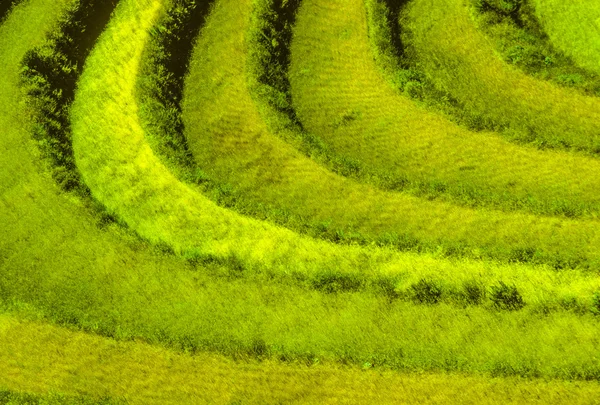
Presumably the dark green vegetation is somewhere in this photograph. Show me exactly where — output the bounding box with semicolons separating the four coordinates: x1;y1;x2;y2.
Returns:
3;0;600;401
0;0;19;23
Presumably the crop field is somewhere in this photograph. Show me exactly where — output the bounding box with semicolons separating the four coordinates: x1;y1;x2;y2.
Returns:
2;0;600;402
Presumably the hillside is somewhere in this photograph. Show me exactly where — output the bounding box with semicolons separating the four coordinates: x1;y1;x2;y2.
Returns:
2;0;600;402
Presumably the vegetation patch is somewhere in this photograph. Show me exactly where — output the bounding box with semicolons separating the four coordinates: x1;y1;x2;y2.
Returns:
401;0;600;154
532;0;600;77
490;281;526;311
473;0;600;96
5;0;600;396
134;0;600;314
0;390;122;405
21;0;118;192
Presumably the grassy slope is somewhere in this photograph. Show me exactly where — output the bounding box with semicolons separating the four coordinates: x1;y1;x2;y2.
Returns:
182;0;580;257
68;0;600;291
70;0;399;277
533;0;600;75
4;0;600;392
176;0;600;307
287;0;600;221
5;316;600;405
402;0;600;153
181;0;600;274
4;0;600;380
72;0;480;282
5;0;600;381
0;389;119;405
144;1;600;314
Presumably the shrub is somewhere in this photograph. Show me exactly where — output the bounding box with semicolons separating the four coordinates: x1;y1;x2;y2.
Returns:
591;291;600;315
460;280;486;305
410;278;443;304
372;275;402;300
311;271;363;294
490;281;525;310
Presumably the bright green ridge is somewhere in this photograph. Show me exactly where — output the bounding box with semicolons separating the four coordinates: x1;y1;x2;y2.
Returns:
71;0;433;280
533;0;600;76
288;0;600;220
3;0;600;382
284;0;600;269
182;0;600;273
70;0;345;270
153;0;600;310
68;0;595;306
182;0;566;261
0;0;592;334
401;0;600;153
69;0;600;279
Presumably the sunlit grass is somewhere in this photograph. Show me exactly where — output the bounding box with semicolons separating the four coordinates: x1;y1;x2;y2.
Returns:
402;0;600;153
4;0;600;398
5;315;600;404
289;0;600;222
70;0;600;296
533;0;600;76
469;1;600;97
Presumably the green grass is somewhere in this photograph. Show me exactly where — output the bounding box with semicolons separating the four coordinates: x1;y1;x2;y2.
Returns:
0;389;120;405
182;0;600;274
470;0;600;97
3;0;600;381
77;0;600;304
140;0;600;312
401;0;600;153
72;0;426;281
5;0;600;397
286;0;600;223
69;0;600;292
5;315;600;405
533;0;600;76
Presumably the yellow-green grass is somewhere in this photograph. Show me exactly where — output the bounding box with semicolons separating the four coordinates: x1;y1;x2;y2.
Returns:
69;0;600;305
402;0;600;153
182;0;600;274
0;393;117;405
74;0;449;282
69;0;600;289
468;1;600;97
287;0;600;220
3;0;600;382
533;0;600;76
5;316;600;405
156;0;600;313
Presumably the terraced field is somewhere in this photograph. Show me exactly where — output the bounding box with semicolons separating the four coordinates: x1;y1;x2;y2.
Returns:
2;0;600;402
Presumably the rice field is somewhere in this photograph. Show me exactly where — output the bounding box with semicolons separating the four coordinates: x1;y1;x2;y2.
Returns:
2;0;600;402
